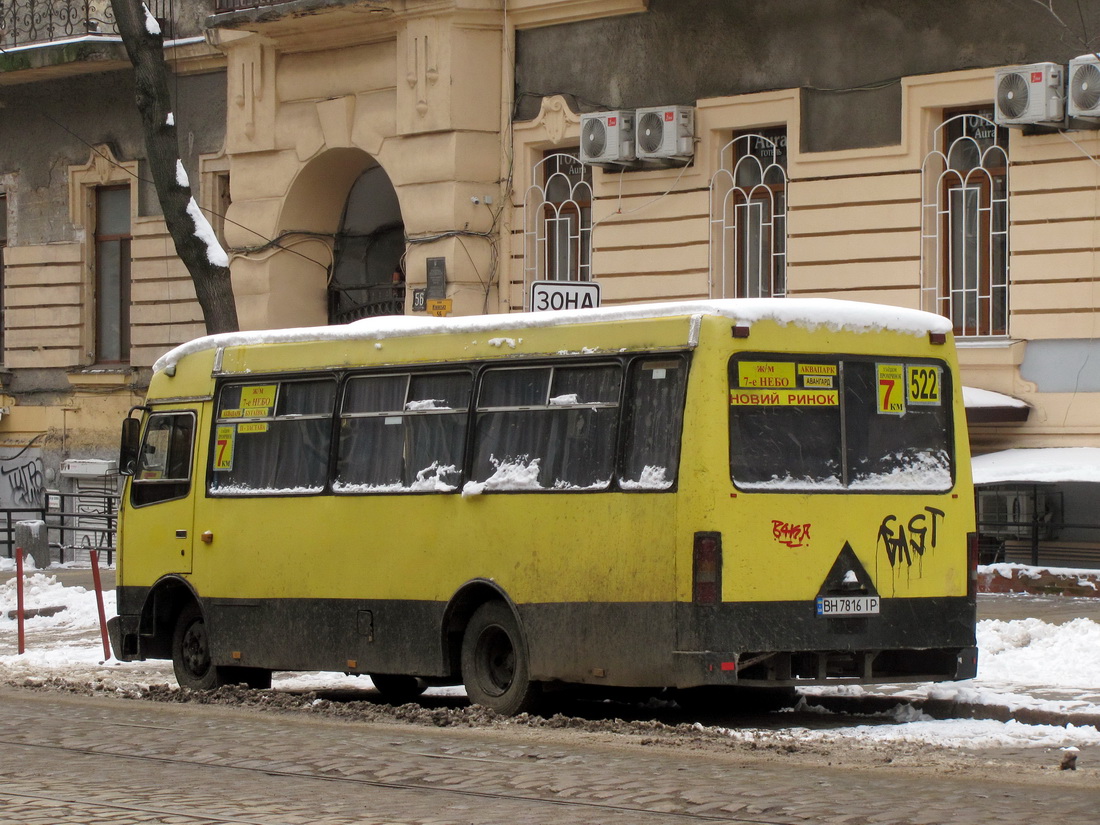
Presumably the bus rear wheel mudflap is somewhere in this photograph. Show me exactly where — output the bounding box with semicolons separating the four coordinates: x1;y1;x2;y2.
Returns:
369;673;427;704
461;601;541;716
171;603;271;690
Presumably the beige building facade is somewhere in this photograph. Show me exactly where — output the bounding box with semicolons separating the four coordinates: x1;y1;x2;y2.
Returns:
3;0;1100;562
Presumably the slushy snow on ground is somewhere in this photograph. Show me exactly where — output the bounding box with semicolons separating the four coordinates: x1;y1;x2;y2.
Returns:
2;563;1099;751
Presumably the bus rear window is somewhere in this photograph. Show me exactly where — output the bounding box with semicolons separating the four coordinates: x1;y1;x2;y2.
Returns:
728;354;953;492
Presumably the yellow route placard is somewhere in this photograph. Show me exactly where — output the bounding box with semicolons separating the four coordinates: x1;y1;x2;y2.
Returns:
738;361;796;388
730;389;838;406
906;365;942;406
214;425;236;471
877;364;905;415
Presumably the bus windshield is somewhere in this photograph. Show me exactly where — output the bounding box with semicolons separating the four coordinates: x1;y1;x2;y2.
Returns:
728;353;953;491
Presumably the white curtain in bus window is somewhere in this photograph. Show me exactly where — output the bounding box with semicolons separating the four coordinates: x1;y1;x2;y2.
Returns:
728;355;952;491
210;379;336;494
472;364;620;490
335;372;470;492
132;412;195;506
619;357;689;490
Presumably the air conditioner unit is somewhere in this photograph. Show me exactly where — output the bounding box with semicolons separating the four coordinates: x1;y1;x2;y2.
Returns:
635;105;695;162
1068;55;1100;118
994;63;1064;126
579;111;636;166
60;458;118;478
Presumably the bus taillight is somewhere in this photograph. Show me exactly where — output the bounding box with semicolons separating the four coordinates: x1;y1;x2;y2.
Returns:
693;532;722;603
967;531;980;598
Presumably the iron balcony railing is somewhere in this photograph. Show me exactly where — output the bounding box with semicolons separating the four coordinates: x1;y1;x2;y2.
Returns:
0;0;173;49
213;0;278;11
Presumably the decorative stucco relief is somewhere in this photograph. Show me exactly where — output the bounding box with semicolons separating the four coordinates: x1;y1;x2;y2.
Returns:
397;19;449;134
228;37;276;153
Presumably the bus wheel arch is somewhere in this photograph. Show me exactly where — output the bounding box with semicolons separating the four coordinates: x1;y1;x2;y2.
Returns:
140;575;201;661
150;587;271;691
444;583;540;716
441;580;516;677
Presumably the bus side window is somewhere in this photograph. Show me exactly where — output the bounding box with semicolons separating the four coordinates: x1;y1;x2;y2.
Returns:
471;364;620;491
210;379;336;495
619;357;688;490
334;371;469;493
131;412;196;507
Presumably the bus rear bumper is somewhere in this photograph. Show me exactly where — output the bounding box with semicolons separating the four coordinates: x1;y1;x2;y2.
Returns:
681;644;978;687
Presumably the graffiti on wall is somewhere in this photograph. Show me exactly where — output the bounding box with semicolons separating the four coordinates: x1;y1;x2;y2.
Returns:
0;449;44;510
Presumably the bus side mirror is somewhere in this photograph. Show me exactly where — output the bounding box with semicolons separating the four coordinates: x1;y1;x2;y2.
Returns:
119;416;141;476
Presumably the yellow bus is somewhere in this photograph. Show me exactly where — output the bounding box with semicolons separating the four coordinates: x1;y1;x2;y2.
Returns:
109;299;978;714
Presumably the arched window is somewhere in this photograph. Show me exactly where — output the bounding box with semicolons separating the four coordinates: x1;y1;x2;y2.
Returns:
523;151;593;308
328;166;405;323
921;111;1008;337
710;129;788;299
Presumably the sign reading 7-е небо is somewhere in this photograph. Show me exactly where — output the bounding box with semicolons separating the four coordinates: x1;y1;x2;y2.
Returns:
530;281;601;312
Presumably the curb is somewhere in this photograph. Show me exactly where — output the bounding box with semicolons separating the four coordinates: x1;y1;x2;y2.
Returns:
807;693;1100;731
978;565;1100;598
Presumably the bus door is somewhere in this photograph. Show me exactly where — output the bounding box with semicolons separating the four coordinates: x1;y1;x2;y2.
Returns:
126;408;200;578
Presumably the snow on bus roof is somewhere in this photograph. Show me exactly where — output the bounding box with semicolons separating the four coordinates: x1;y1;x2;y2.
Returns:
152;298;952;375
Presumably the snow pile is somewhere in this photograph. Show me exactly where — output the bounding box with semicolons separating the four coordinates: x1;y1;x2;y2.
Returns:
972;447;1100;484
619;465;673;490
462;457;542;496
977;616;1100;692
982;562;1100;581
962;386;1028;409
725;710;1100;750
0;573;119;678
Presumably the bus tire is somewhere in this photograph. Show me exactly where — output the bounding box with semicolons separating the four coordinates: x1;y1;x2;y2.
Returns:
171;603;224;691
369;674;427;704
461;601;540;716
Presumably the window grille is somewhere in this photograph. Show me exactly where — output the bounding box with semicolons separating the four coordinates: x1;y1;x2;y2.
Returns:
709;130;788;299
522;151;593;309
921;112;1009;338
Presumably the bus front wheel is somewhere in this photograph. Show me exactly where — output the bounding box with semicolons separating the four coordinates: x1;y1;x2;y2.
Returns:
171;603;224;691
461;602;540;716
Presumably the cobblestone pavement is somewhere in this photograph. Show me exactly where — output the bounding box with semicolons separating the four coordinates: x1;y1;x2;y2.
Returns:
1;686;1097;825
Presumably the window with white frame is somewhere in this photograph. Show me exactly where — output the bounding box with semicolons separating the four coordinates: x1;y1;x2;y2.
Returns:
921;110;1008;338
709;128;788;299
523;151;593;307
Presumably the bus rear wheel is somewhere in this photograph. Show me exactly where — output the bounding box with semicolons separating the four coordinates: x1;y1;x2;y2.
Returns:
461;602;540;716
171;603;224;691
370;674;427;704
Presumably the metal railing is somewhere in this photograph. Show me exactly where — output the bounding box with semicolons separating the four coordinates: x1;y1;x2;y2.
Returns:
1;490;117;565
976;518;1100;570
0;0;172;49
212;0;393;15
213;0;277;11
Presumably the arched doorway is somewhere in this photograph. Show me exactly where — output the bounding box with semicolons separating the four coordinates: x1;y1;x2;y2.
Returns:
329;165;406;323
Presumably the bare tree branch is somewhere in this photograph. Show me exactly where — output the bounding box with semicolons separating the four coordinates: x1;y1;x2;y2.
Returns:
110;0;239;334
